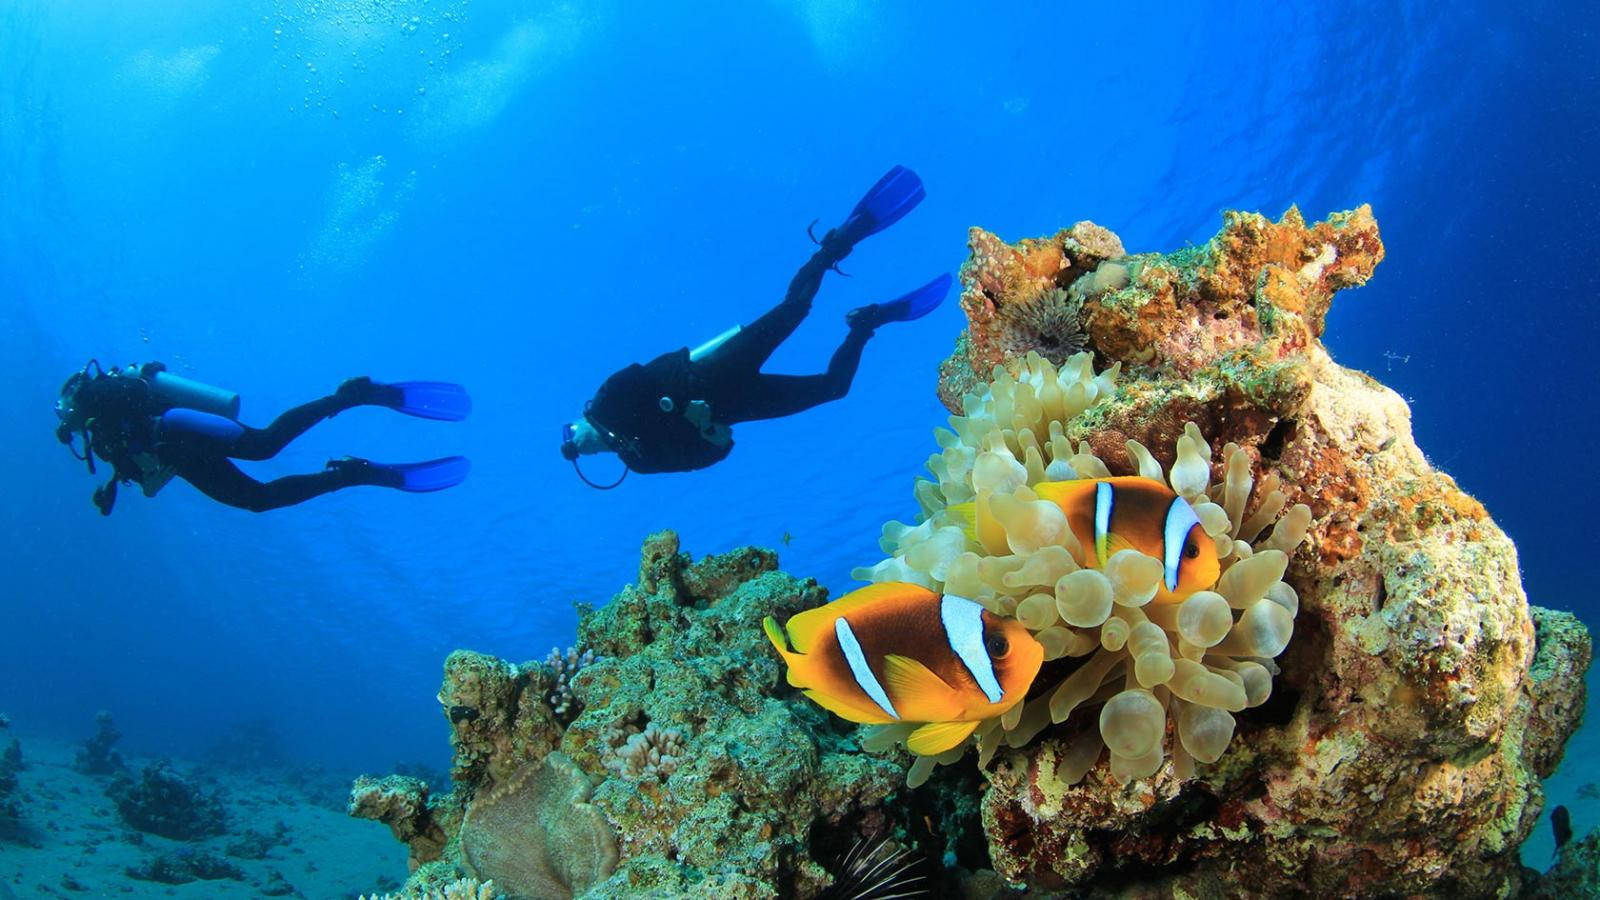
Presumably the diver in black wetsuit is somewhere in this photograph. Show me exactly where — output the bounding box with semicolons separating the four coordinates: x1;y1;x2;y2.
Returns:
54;361;472;515
559;166;950;486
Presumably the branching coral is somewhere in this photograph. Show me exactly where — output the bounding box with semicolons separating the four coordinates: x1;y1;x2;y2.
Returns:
604;722;686;782
852;351;1310;786
360;877;501;900
543;646;597;727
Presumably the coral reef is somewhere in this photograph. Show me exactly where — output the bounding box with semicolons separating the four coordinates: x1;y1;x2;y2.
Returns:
900;207;1590;897
359;533;907;898
602;720;686;782
360;877;501;900
856;353;1311;788
125;847;244;884
0;732;20;840
1523;824;1600;898
348;774;455;871
942;222;1126;403
459;751;616;899
74;710;125;775
545;646;598;727
225;820;292;860
108;760;228;840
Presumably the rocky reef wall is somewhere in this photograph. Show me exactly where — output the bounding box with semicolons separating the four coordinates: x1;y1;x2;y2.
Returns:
354;533;909;899
937;207;1589;897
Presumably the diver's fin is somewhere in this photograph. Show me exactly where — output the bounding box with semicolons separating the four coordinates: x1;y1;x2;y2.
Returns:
881;654;964;721
906;719;979;756
846;273;952;332
374;381;473;421
366;456;472;492
833;165;926;246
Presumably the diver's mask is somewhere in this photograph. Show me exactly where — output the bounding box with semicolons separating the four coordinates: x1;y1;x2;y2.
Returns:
560;422;580;461
55;360;102;470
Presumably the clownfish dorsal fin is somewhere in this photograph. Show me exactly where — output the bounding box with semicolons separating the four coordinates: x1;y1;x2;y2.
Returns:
906;719;980;755
881;654;964;720
781;583;931;653
1031;478;1099;504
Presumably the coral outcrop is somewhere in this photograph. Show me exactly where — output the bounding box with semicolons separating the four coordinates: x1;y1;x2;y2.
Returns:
357;533;905;898
1524;824;1600;898
74;710;125;775
0;727;20;840
109;760;228;841
349;774;454;871
908;207;1590;897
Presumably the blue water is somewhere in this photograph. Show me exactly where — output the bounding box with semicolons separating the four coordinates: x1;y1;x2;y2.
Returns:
2;0;1595;789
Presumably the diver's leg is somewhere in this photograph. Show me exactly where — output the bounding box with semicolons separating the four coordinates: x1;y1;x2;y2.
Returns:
173;453;364;512
228;394;348;460
717;326;872;423
705;239;853;374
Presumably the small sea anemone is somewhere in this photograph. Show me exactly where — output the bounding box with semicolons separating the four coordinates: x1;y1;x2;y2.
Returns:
1002;285;1087;365
853;351;1310;786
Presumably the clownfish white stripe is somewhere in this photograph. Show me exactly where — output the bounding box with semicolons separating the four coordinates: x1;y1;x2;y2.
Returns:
1094;481;1114;564
835;616;899;720
941;594;1003;704
1163;496;1202;592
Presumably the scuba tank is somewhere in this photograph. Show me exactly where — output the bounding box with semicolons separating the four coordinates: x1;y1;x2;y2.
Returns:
147;370;240;418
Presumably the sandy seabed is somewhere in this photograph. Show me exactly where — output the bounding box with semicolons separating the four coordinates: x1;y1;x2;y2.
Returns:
0;737;406;899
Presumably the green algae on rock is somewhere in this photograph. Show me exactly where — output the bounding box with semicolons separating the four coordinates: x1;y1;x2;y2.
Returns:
354;532;905;899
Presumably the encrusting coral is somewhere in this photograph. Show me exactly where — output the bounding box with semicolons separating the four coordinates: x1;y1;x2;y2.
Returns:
348;774;452;871
902;206;1590;897
359;876;501;900
357;533;906;899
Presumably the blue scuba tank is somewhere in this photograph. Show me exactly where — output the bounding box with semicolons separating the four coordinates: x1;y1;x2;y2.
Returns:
148;370;240;418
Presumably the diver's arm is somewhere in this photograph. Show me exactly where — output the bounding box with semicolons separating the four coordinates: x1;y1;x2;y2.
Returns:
92;477;117;516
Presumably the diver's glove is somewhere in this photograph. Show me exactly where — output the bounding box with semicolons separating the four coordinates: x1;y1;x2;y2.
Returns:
92;478;117;516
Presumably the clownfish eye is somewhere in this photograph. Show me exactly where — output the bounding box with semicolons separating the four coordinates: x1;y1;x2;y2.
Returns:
985;632;1009;657
1184;540;1200;560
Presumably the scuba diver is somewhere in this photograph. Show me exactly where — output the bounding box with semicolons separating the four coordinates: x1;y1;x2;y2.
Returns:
560;165;951;487
54;360;472;515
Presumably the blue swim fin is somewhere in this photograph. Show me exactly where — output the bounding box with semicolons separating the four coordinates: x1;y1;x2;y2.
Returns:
833;165;927;246
374;381;472;421
847;273;952;331
369;456;472;492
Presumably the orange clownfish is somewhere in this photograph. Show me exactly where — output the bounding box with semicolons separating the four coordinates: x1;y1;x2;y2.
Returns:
953;476;1221;603
763;583;1044;755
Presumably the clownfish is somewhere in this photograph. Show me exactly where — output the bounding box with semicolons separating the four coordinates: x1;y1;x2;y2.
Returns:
952;476;1221;604
763;583;1044;755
